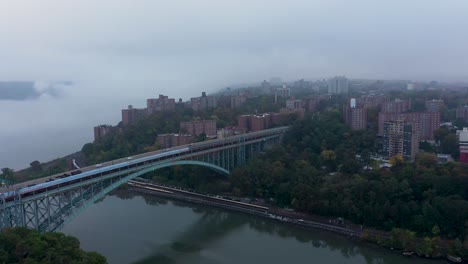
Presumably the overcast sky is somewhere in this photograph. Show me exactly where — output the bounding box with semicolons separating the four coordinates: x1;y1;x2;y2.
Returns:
1;0;468;169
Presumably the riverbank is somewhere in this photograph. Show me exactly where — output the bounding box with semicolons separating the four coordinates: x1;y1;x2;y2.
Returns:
123;180;463;263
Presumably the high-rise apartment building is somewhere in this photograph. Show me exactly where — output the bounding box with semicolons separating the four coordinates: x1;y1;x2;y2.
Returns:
237;114;272;132
180;120;217;137
286;99;303;110
230;95;247;108
378;111;439;141
456;106;468;122
261;80;272;94
122;105;147;126
425;99;444;112
328;76;348;94
156;133;193;148
274;85;290;103
458;127;468;163
190;92;218;111
381;99;411;113
344;98;367;130
383;120;420;161
147;94;175;114
356;95;389;109
94;125;113;141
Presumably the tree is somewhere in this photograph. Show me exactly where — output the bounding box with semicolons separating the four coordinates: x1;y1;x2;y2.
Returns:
441;134;458;158
195;133;207;142
0;227;107;263
29;160;42;172
389;155;405;167
415;153;438;168
1;167;14;185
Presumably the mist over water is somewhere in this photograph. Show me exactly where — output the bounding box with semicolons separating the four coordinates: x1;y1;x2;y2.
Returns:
0;80;209;170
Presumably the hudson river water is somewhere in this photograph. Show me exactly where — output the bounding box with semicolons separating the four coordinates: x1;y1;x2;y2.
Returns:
62;191;446;264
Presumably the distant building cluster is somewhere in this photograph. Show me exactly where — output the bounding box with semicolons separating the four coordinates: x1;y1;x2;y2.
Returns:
121;94;176;126
341;93;444;161
88;77;468;166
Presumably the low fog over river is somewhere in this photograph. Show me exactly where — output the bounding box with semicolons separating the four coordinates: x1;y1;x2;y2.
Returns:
0;80;206;170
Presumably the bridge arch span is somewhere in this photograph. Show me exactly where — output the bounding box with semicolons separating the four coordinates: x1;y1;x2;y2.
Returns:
1;126;288;232
56;160;230;231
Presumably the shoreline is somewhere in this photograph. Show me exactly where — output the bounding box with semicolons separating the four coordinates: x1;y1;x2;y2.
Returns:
122;180;462;263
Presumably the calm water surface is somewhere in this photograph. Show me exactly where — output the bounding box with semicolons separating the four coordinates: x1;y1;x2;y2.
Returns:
62;191;447;264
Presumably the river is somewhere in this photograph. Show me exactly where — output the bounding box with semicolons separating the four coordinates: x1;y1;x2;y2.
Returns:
62;191;447;264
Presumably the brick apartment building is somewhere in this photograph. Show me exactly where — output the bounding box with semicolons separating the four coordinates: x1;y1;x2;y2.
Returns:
456;105;468;122
180;120;217;137
147;94;175;114
230;94;247;108
286;99;303;110
425;99;444;112
122;105;147;126
459;127;468;163
190;92;218;111
156;133;193;148
383;120;420;161
343;99;367;130
94;125;113;141
381;99;411;113
356;95;389;109
238;109;304;132
217;126;244;139
378;111;440;141
238;114;271;132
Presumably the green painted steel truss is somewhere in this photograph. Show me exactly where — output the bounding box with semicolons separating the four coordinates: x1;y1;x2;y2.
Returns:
1;131;284;232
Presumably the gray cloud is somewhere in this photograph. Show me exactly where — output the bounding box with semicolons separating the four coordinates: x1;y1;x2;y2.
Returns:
0;81;67;101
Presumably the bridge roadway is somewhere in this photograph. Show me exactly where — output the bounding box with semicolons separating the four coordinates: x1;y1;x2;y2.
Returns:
1;126;288;204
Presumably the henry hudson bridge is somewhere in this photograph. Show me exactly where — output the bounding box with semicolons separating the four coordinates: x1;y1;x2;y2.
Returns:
0;126;288;233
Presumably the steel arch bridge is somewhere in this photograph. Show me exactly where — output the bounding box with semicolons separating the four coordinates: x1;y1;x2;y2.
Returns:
1;126;288;232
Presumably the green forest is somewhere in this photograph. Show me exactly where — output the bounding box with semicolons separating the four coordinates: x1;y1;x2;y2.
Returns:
0;227;106;264
230;111;468;256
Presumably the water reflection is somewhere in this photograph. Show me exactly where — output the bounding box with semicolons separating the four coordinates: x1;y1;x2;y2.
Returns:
108;190;441;264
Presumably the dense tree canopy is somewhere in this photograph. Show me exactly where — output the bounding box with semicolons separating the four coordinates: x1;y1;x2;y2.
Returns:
230;112;468;245
0;227;106;264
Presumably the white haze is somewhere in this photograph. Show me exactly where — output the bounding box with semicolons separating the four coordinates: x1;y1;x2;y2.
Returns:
0;0;468;169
